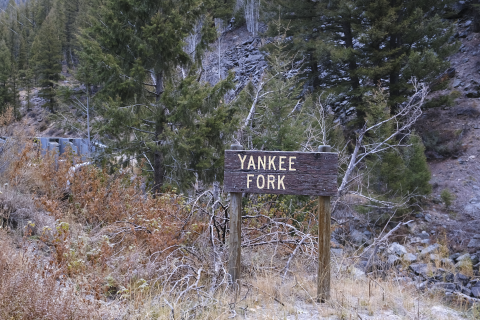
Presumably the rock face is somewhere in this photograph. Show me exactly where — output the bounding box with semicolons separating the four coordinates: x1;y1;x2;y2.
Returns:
202;25;268;101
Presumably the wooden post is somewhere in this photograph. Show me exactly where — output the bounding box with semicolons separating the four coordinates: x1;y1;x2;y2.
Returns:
228;143;243;287
317;145;331;302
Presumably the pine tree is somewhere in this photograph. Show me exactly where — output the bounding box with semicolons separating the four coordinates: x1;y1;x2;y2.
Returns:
32;16;62;112
404;133;432;196
0;40;11;113
267;0;458;119
81;0;237;193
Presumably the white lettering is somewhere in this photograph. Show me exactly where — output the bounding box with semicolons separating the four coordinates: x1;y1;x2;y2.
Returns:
289;157;296;171
247;174;254;188
238;154;247;169
278;175;285;190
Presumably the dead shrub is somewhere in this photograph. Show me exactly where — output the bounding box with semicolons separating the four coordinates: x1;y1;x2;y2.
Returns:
0;232;98;319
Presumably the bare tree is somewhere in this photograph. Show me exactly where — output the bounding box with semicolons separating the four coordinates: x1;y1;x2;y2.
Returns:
303;80;429;211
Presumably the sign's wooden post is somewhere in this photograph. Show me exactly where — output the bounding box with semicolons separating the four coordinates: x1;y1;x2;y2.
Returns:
317;194;331;302
228;143;243;287
317;144;332;303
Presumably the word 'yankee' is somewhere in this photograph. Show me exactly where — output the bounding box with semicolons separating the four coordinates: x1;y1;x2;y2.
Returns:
238;154;297;190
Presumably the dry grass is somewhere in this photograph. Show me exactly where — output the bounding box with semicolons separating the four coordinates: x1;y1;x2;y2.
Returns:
0;114;477;319
0;233;99;320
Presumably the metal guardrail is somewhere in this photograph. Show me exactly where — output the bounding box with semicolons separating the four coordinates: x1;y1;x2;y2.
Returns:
0;137;105;161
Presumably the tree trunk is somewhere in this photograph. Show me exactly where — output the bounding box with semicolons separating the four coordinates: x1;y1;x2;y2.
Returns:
342;20;362;120
153;71;165;195
389;33;400;112
342;21;359;91
310;55;320;90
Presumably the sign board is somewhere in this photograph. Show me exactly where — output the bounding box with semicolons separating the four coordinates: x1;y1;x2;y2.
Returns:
224;150;338;196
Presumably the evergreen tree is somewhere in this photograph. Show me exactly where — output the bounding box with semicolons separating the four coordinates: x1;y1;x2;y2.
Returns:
0;40;11;113
365;89;431;198
32;16;62;112
404;133;432;196
81;0;237;193
267;0;458;120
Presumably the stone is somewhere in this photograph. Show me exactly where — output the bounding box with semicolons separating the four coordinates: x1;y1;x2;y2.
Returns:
245;54;263;63
472;287;480;298
346;107;356;116
466;91;480;98
436;269;455;282
409;263;430;277
403;253;417;263
462;287;472;296
455;273;471;286
407;222;418;234
421;244;440;256
425;214;432;222
471;254;479;265
421;239;431;245
474;234;480;239
419;231;430;240
432;282;457;292
465;20;472;27
467;238;480;249
388;242;408;256
457;253;471;262
449;252;462;260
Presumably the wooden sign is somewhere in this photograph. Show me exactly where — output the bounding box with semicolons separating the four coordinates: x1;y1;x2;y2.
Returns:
225;145;337;303
224;150;338;196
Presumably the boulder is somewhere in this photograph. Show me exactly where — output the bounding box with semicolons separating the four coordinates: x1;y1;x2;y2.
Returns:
420;244;440;256
457;253;471;262
418;231;430;240
403;253;418;263
462;287;472;296
453;79;463;88
388;242;408;256
468;235;480;249
432;282;457;292
455;273;471;286
472;287;480;298
471;254;479;265
409;263;431;277
449;253;461;261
